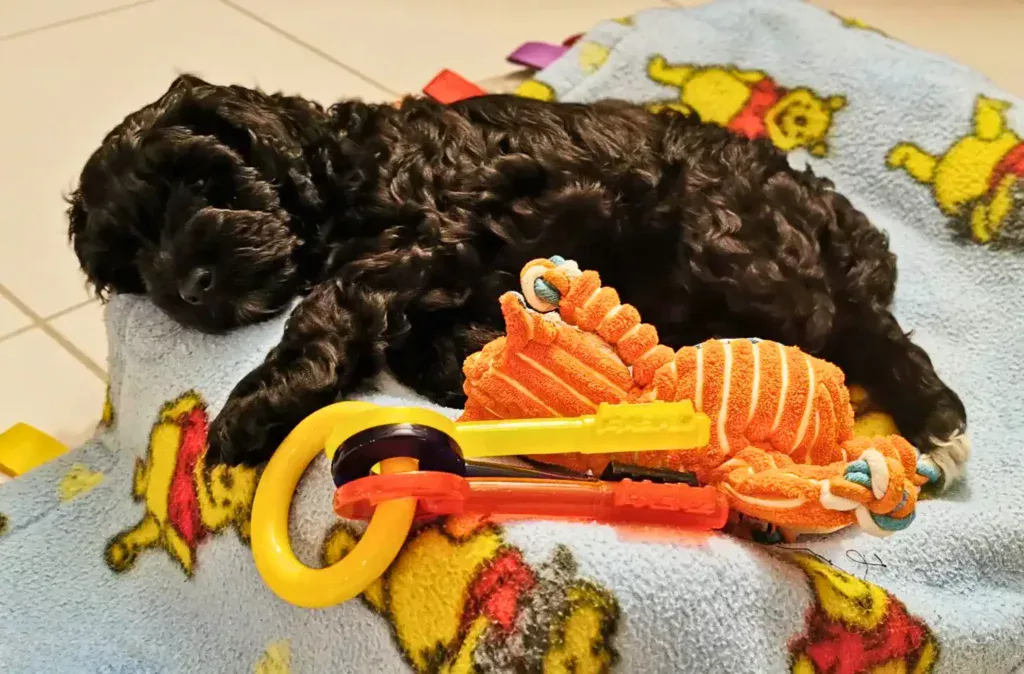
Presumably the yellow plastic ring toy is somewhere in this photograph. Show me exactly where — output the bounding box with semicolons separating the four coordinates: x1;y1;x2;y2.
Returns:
250;401;418;608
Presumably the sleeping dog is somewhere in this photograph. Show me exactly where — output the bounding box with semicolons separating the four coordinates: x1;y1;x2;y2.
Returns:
67;76;969;486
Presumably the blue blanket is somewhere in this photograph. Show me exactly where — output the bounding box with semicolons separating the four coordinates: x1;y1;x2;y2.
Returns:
2;1;1023;672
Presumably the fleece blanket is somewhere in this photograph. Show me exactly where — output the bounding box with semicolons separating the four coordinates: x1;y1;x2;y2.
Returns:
2;1;1023;671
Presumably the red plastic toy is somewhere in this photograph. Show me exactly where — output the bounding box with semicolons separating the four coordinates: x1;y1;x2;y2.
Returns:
334;471;729;530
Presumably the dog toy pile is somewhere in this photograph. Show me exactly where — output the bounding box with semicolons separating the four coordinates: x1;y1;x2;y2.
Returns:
461;256;933;537
249;400;729;608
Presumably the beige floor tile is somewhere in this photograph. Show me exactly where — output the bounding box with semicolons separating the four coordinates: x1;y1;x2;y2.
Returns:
0;329;105;447
812;0;1024;98
228;0;676;93
0;0;143;39
0;0;393;320
49;301;108;371
0;294;31;337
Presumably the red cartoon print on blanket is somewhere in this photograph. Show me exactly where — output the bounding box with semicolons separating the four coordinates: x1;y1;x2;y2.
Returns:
104;391;261;576
787;552;939;674
647;56;846;156
322;515;620;673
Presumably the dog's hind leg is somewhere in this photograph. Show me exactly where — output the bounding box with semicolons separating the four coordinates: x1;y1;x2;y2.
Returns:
820;193;969;490
827;310;968;491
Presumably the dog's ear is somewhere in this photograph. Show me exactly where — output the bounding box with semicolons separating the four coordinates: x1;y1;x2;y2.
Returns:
66;191;146;299
161;83;325;228
167;73;211;93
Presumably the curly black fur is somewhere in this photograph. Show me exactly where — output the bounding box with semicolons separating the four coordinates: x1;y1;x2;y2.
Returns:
68;76;966;469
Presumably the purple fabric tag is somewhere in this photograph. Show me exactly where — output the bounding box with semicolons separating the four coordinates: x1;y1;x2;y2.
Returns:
507;42;569;70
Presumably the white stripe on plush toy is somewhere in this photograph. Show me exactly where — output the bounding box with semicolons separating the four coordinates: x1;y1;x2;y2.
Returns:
748;340;760;425
792;356;815;453
771;342;789;434
718;340;733;454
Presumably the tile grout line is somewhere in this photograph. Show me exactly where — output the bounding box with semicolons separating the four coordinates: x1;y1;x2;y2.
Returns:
0;324;37;346
0;297;97;344
217;0;401;99
0;0;160;41
0;284;106;380
44;298;99;322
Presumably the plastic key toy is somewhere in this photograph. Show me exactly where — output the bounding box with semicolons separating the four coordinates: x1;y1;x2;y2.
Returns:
328;400;710;486
334;471;728;529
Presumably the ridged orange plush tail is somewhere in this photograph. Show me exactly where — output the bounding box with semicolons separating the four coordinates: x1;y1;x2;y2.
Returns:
520;257;675;388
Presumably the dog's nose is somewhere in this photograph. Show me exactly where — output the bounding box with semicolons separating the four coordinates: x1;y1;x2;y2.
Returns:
179;267;215;305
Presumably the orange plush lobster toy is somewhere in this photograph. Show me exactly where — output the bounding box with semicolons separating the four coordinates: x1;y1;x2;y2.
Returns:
460;257;935;538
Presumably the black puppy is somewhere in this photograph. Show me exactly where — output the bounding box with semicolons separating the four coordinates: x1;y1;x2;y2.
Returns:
68;76;969;486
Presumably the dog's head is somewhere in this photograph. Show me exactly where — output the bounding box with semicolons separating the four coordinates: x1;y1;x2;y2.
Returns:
68;75;331;332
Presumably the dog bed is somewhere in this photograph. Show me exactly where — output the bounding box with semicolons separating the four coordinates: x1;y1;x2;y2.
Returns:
1;1;1023;671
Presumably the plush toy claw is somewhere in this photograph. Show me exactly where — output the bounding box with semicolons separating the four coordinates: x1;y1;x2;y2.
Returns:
709;436;924;537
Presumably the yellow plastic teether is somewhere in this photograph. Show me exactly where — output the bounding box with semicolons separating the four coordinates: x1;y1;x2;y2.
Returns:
250;402;417;608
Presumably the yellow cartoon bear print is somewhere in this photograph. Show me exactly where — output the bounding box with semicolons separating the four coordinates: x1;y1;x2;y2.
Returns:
322;516;620;673
254;639;291;674
579;42;611;74
828;10;890;37
515;79;556;102
888;95;1024;245
100;385;115;429
58;464;105;502
647;55;847;156
105;391;261;576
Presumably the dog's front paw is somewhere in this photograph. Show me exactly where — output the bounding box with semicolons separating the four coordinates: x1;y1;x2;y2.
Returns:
206;395;280;467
